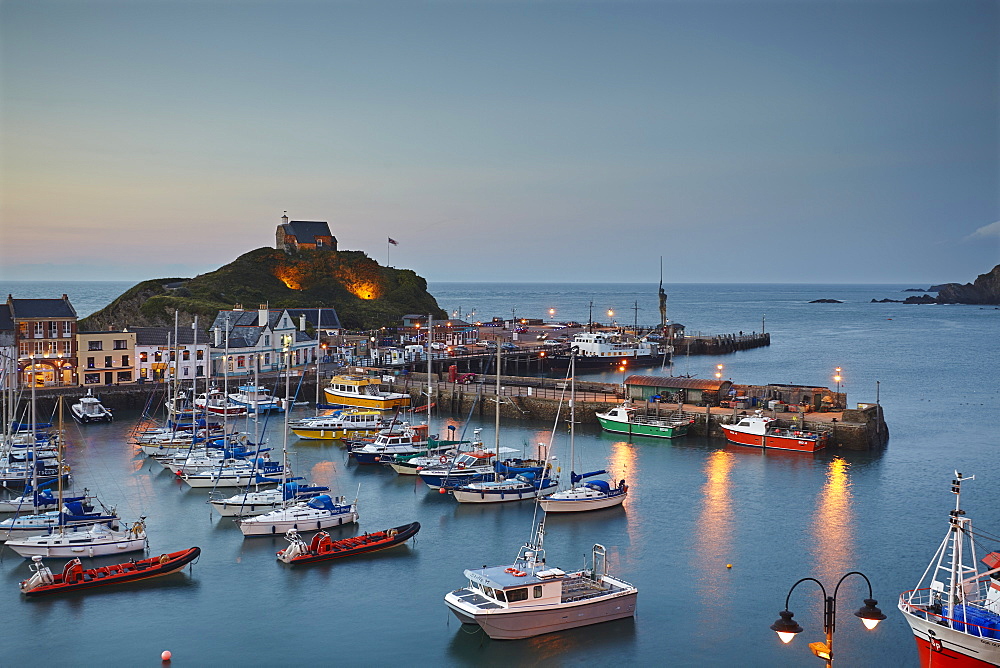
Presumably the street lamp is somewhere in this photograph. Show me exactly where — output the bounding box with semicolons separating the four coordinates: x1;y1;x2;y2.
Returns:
770;571;886;667
715;364;724;380
834;367;842;408
549;308;555;321
618;359;628;393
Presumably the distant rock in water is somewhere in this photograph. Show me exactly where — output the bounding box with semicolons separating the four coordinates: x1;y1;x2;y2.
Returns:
79;247;447;331
903;288;930;292
871;265;1000;305
809;299;843;303
871;298;902;303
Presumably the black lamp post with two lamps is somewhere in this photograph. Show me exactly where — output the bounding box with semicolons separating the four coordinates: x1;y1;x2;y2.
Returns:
770;571;886;667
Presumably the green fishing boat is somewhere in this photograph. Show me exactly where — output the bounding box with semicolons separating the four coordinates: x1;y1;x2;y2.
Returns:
596;403;692;439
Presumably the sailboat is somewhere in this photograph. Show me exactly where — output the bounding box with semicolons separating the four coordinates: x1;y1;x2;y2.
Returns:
542;352;628;513
452;340;557;504
237;351;358;537
5;398;148;559
443;516;638;639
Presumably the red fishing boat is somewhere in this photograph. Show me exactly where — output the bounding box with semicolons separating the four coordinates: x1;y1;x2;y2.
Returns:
19;547;200;597
277;522;420;564
899;474;1000;667
720;411;828;452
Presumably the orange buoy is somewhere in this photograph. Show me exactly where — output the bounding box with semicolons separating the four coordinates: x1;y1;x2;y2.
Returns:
161;650;172;661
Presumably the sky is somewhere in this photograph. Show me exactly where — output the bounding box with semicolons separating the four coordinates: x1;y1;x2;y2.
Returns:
1;0;997;285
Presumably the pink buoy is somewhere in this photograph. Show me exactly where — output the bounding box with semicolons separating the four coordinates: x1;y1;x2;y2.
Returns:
161;650;172;661
438;488;447;494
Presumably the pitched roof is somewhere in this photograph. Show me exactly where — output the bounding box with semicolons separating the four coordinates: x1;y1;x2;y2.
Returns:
285;308;341;329
281;221;335;242
7;296;77;319
128;327;208;346
0;304;13;332
626;375;727;391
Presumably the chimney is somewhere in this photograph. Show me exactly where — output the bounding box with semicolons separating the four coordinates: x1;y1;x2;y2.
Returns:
282;212;288;224
299;314;306;331
213;328;221;347
259;305;268;327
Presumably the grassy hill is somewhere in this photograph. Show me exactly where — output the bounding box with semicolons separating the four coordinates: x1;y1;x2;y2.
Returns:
79;247;446;331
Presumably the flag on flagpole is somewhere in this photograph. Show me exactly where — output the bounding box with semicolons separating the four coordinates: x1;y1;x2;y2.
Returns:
388;237;398;246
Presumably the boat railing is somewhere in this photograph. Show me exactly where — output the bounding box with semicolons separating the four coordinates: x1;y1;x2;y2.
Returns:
898;589;997;635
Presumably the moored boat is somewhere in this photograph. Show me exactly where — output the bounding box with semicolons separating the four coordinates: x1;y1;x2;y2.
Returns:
323;374;411;411
276;522;420;564
548;331;669;370
596;403;692;439
5;519;148;558
19;547;200;597
898;473;1000;667
444;523;638;639
70;390;113;423
290;409;388;440
228;385;283;413
720;410;828;452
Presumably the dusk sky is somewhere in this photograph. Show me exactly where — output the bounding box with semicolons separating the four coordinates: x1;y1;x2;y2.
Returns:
1;0;996;285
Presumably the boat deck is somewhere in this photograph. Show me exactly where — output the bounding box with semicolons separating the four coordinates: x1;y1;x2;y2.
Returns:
560;576;612;603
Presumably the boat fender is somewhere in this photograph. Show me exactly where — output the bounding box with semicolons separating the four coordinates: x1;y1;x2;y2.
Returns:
514;571;526;577
159;554;169;564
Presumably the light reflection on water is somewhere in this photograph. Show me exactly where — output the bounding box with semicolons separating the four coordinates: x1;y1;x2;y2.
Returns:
812;457;854;584
694;449;735;614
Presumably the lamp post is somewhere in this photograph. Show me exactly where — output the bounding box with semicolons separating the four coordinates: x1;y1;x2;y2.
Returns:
715;364;724;380
770;571;886;667
618;360;628;396
549;308;555;322
834;367;842;409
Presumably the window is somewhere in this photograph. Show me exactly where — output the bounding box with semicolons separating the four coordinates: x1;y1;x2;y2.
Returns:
506;588;529;602
264;353;270;366
196;349;204;360
113;339;127;350
61;341;72;355
169;351;175;361
117;371;131;383
264;335;270;346
122;355;129;367
140;352;148;362
19;322;28;337
34;322;44;338
237;356;245;368
154;351;162;362
63;321;72;337
87;357;95;369
182;349;190;361
183;367;189;377
84;373;100;385
88;341;103;351
34;342;43;355
19;342;30;356
49;322;58;337
105;356;112;368
140;368;147;377
533;586;543;598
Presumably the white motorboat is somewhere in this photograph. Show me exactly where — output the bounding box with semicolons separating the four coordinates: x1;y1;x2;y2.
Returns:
350;424;432;464
228;385;283;413
209;481;330;517
444;522;638;639
70;390;113;423
237;494;358;536
194;388;248;416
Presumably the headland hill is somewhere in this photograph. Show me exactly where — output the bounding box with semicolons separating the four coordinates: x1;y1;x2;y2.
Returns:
871;263;1000;304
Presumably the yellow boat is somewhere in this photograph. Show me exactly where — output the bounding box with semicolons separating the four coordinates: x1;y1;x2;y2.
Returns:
323;375;412;411
290;409;388;440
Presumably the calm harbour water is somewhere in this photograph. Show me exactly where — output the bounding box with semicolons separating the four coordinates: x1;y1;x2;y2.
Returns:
1;281;998;667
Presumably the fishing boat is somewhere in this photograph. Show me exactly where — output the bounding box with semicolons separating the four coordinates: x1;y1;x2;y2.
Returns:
276;522;420;564
542;355;628;513
898;473;1000;666
289;409;388;440
228;385;283;413
596;402;693;439
323;374;411;411
70;390;113;423
19;547;200;597
548;331;668;370
444;520;638;639
720;410;828;452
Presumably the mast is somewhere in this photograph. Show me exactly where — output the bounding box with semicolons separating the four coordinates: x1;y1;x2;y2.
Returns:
315;309;322;416
427;314;433;421
569;351;576;481
56;395;64;533
494;332;502;481
280;344;291;506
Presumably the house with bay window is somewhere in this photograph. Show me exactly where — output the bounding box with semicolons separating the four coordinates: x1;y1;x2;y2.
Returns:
130;327;210;383
4;294;78;387
209;305;324;377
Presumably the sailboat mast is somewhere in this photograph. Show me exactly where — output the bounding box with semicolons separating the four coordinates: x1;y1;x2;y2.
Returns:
570;352;576;476
57;396;64;525
427;314;433;420
494;333;502;479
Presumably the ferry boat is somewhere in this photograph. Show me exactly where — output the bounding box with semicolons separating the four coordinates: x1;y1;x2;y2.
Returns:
898;473;1000;667
70;391;113;423
720;411;828;452
444;523;638;639
596;403;693;439
548;332;669;370
290;409;388;440
323;375;411;411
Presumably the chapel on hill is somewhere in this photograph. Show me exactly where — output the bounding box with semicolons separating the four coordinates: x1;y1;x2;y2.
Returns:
275;214;337;253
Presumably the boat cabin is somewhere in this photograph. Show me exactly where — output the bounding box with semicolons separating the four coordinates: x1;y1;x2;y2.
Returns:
463;565;566;608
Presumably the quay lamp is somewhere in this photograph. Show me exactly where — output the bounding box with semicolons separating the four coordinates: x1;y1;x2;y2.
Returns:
715;364;724;380
770;571;886;667
834;368;842;408
549;308;555;321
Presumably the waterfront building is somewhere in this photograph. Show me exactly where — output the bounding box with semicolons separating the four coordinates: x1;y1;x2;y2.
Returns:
0;306;14;390
275;214;337;253
209;306;320;376
130;327;210;383
76;330;137;386
4;294;78;387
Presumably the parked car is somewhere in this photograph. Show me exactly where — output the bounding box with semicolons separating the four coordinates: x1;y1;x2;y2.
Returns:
430;342;447;350
449;345;469;356
500;342;517;352
543;339;562;346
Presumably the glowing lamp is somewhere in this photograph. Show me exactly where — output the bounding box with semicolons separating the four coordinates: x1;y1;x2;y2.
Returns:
808;641;832;660
855;599;886;630
770;610;803;644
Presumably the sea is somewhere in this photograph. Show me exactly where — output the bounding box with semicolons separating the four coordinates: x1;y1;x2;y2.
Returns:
1;280;997;667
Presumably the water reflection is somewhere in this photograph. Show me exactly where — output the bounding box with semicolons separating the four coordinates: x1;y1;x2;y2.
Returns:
694;450;735;615
811;457;853;582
